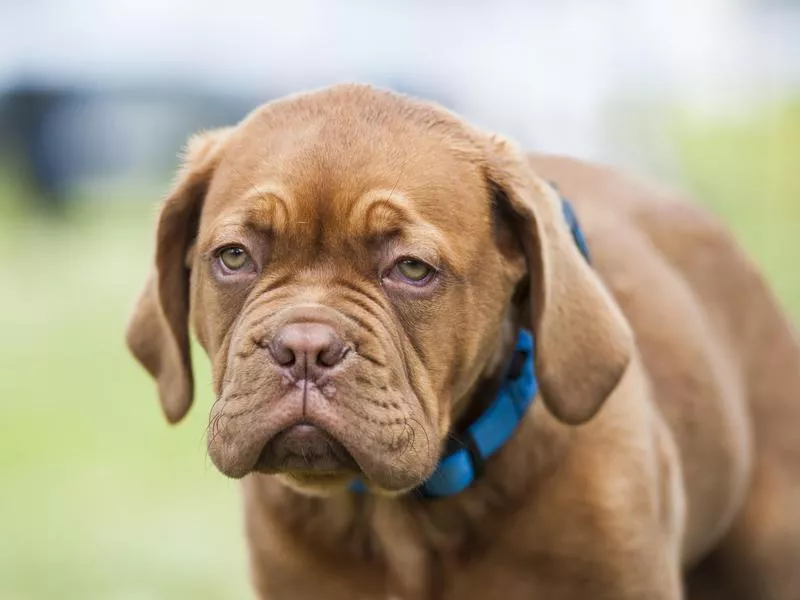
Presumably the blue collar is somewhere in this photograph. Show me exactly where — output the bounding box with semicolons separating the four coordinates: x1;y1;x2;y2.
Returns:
352;196;589;498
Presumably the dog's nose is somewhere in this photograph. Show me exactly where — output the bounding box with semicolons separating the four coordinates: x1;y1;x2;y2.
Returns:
269;322;348;376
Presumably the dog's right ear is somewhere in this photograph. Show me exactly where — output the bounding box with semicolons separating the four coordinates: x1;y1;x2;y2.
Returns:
486;135;633;425
126;127;232;423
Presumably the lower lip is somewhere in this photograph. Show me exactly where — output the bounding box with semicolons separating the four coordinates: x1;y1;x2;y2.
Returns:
254;423;359;474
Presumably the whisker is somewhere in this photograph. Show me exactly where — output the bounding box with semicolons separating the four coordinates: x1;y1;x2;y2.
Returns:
407;415;431;459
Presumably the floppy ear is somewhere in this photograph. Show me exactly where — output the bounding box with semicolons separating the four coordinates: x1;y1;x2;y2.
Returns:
126;127;232;423
487;137;633;424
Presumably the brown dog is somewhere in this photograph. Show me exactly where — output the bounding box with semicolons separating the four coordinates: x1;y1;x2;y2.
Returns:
126;84;800;599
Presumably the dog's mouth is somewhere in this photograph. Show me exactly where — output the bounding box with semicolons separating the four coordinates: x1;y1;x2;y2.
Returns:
207;382;439;491
254;423;360;475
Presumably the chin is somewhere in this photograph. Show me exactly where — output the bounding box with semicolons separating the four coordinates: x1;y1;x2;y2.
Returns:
275;472;358;497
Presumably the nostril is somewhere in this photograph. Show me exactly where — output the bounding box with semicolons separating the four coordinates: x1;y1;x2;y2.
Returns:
269;340;296;367
318;344;349;368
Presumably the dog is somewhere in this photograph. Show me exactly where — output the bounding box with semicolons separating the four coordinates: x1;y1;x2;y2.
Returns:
126;84;800;599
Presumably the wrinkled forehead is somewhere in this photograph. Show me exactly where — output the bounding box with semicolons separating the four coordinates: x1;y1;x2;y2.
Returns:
199;98;491;253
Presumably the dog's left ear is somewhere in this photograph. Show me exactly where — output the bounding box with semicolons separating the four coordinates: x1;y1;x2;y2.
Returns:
126;127;232;423
487;136;633;424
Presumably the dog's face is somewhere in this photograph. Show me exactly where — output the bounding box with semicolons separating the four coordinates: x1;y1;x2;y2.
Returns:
127;85;632;495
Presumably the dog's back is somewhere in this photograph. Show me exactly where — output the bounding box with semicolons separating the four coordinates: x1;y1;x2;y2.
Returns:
532;153;800;599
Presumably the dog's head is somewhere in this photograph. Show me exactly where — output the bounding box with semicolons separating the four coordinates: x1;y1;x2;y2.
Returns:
126;85;632;496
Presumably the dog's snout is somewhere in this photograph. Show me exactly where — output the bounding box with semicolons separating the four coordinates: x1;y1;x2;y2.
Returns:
269;322;348;375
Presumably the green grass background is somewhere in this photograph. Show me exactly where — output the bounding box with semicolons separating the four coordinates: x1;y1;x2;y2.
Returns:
0;203;252;600
0;104;797;599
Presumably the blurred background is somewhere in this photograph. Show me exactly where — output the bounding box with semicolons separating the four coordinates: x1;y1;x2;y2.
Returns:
1;1;798;598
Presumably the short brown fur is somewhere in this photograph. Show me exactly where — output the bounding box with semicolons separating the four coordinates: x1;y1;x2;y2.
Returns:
127;85;800;599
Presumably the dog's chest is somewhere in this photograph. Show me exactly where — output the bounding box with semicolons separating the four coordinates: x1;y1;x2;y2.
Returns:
255;515;569;600
259;548;583;600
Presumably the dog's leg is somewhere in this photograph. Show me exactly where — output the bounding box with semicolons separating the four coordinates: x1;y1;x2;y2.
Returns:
684;463;800;600
721;264;800;600
632;205;800;600
687;464;800;600
687;271;800;600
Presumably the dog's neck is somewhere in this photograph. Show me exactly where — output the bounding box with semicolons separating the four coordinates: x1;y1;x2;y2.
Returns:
244;316;568;597
452;314;521;429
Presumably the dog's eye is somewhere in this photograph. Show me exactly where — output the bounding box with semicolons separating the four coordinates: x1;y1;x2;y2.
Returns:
391;259;435;284
217;246;251;271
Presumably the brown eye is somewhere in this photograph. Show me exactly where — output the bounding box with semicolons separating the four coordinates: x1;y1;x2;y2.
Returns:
392;259;434;284
218;246;251;271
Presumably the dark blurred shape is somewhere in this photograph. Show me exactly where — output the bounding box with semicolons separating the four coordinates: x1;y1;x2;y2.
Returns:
0;76;455;218
0;83;263;216
0;84;78;213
